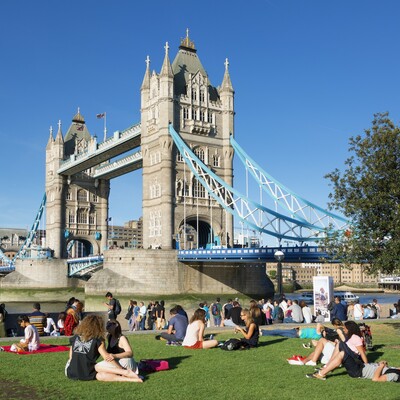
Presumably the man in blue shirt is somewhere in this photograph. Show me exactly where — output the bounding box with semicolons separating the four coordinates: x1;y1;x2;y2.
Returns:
158;307;188;345
330;296;347;321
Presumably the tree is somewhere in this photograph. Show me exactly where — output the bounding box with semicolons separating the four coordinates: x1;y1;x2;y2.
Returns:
324;113;400;275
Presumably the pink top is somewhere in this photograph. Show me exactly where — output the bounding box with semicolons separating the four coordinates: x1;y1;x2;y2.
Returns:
346;334;363;354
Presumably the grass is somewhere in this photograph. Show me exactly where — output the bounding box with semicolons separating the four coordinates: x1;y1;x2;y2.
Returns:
0;321;399;400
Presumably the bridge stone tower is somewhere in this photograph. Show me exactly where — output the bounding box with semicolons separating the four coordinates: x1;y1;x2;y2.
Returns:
45;111;109;258
141;32;234;250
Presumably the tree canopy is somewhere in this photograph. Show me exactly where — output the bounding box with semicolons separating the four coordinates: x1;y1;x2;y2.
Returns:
324;113;400;275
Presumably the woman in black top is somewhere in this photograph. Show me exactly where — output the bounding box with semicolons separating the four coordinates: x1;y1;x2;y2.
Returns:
234;308;259;348
66;315;142;382
100;319;138;373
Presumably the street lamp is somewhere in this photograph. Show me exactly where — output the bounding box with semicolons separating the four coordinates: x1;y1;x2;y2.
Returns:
274;250;285;298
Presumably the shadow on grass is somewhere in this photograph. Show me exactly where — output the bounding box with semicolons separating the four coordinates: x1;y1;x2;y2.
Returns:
366;351;384;362
259;337;289;346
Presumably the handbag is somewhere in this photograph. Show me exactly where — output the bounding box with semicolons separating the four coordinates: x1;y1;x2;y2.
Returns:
139;359;169;373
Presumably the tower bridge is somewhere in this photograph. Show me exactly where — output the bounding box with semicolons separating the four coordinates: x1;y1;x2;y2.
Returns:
0;32;348;297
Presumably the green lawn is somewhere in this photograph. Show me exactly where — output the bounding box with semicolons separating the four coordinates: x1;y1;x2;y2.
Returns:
0;321;399;400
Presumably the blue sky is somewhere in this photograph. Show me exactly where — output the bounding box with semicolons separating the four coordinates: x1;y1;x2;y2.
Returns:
1;1;400;241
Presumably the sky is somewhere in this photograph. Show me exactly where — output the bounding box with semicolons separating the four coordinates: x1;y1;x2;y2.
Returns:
1;1;400;243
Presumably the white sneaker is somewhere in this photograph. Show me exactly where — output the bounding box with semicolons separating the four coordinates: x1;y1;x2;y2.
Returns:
305;360;316;366
288;359;305;365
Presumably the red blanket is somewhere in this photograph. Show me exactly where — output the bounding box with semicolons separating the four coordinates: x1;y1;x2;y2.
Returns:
1;343;69;355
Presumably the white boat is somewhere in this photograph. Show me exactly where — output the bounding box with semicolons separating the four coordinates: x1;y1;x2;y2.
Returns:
334;291;359;303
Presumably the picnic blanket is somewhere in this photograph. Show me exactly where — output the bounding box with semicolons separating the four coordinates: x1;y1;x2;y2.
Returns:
1;343;69;355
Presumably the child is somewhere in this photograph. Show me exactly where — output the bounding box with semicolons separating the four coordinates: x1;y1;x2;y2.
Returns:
11;315;40;352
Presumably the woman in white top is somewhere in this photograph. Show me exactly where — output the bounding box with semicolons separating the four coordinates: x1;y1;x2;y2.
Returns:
353;300;364;320
300;300;313;324
182;309;218;349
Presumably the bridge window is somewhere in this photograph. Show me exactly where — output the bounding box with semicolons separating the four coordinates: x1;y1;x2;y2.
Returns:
200;89;205;102
200;110;205;122
177;152;184;162
89;214;95;225
194;148;205;163
213;155;220;167
150;179;161;199
66;191;72;200
193;178;205;198
77;189;87;202
91;193;98;202
69;213;75;224
183;107;189;120
192;89;197;101
208;112;213;124
149;211;161;237
77;210;88;224
191;108;197;120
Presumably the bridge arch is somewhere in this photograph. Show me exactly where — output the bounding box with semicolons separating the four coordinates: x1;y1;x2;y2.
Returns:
178;216;222;249
67;237;100;258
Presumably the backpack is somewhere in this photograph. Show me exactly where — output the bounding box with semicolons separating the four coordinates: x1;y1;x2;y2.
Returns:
327;301;335;312
114;299;122;315
220;338;242;351
277;307;284;321
211;303;219;316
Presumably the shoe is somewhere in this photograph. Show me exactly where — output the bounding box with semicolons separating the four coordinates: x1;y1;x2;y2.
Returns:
0;347;4;351
287;355;305;365
155;335;161;340
305;360;316;366
302;343;311;349
306;372;326;380
288;359;305;365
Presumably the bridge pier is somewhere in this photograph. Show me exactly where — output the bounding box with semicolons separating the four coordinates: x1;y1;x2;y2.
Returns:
85;249;273;298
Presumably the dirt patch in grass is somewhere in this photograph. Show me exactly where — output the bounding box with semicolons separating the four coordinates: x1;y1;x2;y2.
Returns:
0;379;65;400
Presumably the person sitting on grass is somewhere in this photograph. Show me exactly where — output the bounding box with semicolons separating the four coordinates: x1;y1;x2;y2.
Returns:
288;319;345;366
10;315;40;352
306;320;368;380
65;315;143;382
157;307;188;345
182;308;218;350
234;308;259;348
96;319;139;373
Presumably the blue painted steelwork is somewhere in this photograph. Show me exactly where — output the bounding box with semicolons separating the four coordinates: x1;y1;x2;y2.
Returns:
67;255;104;278
169;125;333;242
14;194;47;261
230;136;349;231
178;246;332;263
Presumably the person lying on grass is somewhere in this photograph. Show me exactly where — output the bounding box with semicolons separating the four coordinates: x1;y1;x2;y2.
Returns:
65;315;143;382
182;308;219;349
10;315;40;352
260;323;325;340
233;308;259;348
306;321;368;381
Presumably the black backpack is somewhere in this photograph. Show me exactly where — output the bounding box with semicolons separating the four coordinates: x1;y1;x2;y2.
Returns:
277;306;284;321
114;299;122;315
220;338;242;351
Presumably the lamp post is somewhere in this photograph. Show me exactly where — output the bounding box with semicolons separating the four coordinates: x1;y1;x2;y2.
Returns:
274;250;285;298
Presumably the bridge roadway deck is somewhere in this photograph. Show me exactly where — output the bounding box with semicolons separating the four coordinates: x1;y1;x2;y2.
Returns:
57;124;141;176
178;246;331;263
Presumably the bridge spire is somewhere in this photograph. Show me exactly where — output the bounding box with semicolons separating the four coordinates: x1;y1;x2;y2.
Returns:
55;120;63;143
221;57;233;91
160;41;173;77
46;125;54;147
141;55;151;90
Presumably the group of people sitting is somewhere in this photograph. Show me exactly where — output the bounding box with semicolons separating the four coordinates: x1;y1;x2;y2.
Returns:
260;317;399;383
5;294;399;385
